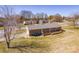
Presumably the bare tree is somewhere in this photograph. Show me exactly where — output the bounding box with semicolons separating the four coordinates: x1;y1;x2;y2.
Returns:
48;14;63;22
20;10;33;20
69;13;79;28
0;6;17;48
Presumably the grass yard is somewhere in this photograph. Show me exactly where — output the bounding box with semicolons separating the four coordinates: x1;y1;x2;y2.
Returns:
15;29;26;34
0;37;52;53
0;25;79;52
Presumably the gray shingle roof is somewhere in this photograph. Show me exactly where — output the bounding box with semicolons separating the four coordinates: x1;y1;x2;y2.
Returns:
26;22;61;30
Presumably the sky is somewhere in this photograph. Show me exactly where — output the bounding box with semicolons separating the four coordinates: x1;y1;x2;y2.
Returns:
1;5;79;16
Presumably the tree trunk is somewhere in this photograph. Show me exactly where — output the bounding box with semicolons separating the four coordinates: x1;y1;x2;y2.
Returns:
73;20;76;28
6;42;10;48
4;27;11;48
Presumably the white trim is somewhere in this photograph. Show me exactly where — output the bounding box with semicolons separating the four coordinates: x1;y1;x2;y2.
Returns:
25;26;30;38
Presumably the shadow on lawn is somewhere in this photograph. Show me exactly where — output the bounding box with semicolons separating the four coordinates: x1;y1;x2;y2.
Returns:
8;46;31;53
8;45;50;53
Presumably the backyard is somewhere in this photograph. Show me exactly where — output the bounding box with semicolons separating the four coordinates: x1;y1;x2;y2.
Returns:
0;25;79;53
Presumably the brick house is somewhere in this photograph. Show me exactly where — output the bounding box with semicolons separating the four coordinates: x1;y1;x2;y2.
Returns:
25;22;62;38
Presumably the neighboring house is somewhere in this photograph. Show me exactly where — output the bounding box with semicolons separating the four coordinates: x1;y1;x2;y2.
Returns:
23;19;48;25
0;22;3;27
25;22;62;38
75;20;79;27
